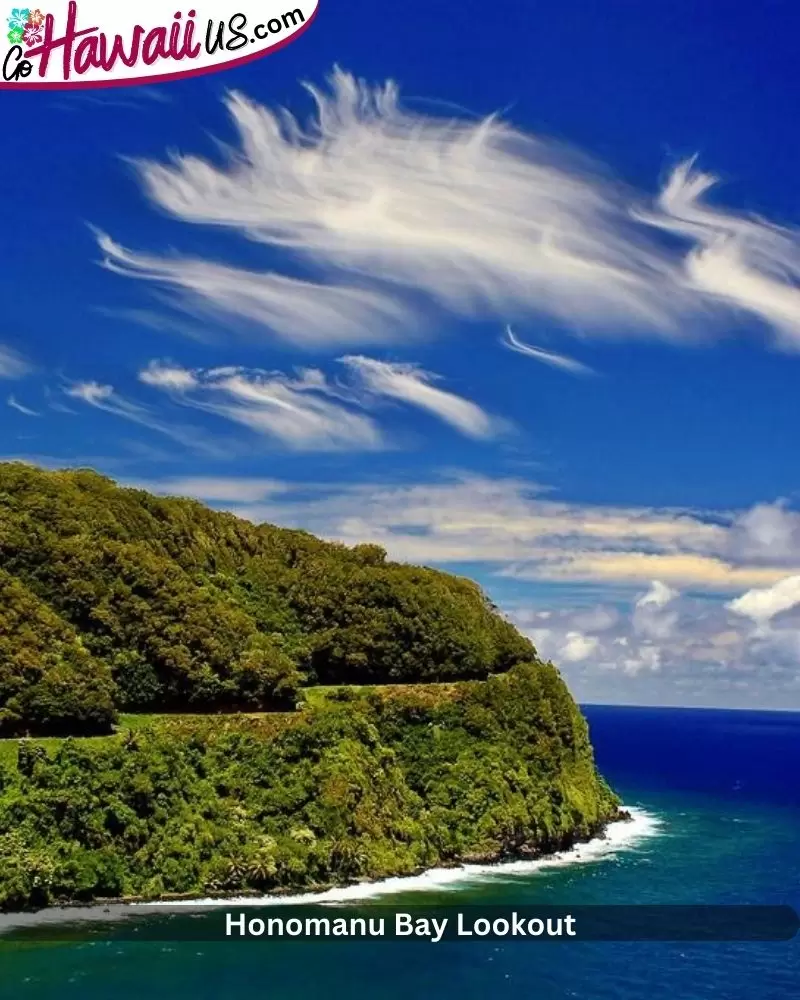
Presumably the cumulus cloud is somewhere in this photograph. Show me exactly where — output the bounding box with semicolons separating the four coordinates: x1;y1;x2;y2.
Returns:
727;575;800;624
636;580;678;608
511;580;800;705
725;501;800;565
641;158;800;348
340;355;502;439
632;581;680;641
559;632;599;663
501;326;596;376
0;346;30;379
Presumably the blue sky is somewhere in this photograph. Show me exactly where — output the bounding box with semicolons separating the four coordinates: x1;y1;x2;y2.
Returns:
4;0;800;708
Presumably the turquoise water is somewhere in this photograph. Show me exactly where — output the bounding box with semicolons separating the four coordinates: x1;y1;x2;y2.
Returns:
2;707;799;999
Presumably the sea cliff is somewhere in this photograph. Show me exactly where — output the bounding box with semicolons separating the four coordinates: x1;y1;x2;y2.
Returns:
0;464;620;911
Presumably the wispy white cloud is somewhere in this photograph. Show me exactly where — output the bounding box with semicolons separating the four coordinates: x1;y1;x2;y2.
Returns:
340;355;502;439
141;476;288;504
138;361;384;452
137;356;501;448
66;381;115;405
98;69;712;349
7;395;40;417
92;305;217;345
641;158;800;348
64;380;227;457
92;71;800;357
96;232;412;348
52;86;173;113
0;346;30;379
501;326;596;376
41;387;76;415
139;361;198;392
501;551;788;590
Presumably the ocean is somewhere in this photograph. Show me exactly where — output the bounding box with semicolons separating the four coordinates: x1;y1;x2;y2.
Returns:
2;705;799;999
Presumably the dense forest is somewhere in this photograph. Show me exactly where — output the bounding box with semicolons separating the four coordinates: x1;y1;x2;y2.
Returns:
0;462;621;912
0;666;620;910
0;462;534;735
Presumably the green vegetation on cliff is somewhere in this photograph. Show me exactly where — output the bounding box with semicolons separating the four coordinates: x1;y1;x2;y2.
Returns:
0;463;533;733
0;462;620;912
0;665;619;911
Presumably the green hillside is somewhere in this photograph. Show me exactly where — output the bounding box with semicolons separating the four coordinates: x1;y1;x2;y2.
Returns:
0;462;622;912
0;462;533;734
0;667;620;911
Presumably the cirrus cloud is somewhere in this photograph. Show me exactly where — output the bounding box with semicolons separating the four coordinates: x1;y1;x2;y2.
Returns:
340;355;503;439
93;70;800;356
0;345;30;379
501;326;596;376
137;356;500;450
642;158;800;349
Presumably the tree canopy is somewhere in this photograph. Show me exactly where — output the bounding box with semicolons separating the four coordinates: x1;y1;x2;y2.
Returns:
0;664;620;911
0;463;536;734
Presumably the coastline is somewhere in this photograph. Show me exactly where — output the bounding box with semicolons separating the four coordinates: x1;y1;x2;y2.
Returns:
0;806;660;933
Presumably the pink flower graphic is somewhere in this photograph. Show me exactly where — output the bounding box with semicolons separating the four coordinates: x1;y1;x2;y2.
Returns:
27;7;44;26
22;21;42;45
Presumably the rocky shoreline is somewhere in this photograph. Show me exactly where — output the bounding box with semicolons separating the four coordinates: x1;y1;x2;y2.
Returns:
2;808;632;917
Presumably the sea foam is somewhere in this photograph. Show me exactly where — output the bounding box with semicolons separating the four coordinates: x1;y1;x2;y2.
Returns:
0;806;661;933
155;805;662;908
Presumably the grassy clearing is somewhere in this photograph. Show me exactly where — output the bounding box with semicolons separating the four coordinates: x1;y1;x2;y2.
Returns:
116;712;277;731
0;733;116;768
303;680;477;707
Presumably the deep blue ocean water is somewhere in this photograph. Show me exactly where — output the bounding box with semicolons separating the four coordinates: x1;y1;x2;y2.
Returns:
2;705;799;999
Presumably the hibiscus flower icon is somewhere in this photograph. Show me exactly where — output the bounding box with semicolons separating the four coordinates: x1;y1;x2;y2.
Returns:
7;25;23;44
22;20;41;45
6;8;30;31
27;7;44;26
